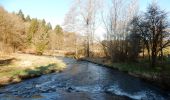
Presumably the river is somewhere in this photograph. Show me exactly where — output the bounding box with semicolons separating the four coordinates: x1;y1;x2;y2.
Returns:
0;57;169;100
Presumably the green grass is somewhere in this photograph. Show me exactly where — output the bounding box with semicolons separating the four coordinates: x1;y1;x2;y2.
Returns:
106;59;170;80
85;57;170;78
0;63;66;86
111;63;160;74
12;63;63;79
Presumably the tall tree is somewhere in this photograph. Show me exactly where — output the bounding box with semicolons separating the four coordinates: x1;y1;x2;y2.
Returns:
127;16;142;61
27;18;39;44
54;25;64;50
47;22;52;30
144;3;169;67
32;20;49;55
17;9;25;21
101;0;139;61
0;7;25;52
127;2;170;67
55;25;63;34
26;15;31;22
66;0;101;57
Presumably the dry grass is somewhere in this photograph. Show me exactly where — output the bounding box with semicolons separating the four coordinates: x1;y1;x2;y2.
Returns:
0;53;66;86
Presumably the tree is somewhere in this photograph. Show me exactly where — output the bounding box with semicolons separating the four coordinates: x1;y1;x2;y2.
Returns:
17;9;25;21
101;0;139;61
27;18;39;44
81;0;101;57
127;16;142;61
64;3;81;57
32;20;49;55
54;25;64;50
143;3;170;67
66;0;101;57
127;3;170;67
0;7;26;53
54;25;63;34
47;22;52;30
26;15;31;22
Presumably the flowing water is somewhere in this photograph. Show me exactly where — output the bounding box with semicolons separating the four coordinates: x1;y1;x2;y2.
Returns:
0;57;169;100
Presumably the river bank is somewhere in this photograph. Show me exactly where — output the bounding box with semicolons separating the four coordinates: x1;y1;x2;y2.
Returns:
0;57;169;100
81;57;170;92
0;53;66;86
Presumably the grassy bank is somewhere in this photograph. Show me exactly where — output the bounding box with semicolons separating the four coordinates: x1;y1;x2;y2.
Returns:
0;53;66;86
82;57;170;91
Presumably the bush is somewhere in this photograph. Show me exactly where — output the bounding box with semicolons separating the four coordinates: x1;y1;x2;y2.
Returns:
35;41;48;55
64;51;75;57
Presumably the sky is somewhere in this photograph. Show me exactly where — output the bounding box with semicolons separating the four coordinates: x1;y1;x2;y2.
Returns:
0;0;170;28
0;0;72;28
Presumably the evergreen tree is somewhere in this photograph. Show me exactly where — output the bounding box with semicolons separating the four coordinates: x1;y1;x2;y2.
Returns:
54;25;63;34
33;19;49;55
42;19;46;25
54;25;64;50
27;18;39;43
26;15;31;21
47;22;52;30
17;9;25;21
127;16;142;61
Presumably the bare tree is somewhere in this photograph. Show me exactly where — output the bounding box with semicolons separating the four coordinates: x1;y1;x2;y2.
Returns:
64;1;81;57
143;3;169;67
64;0;102;57
101;0;139;61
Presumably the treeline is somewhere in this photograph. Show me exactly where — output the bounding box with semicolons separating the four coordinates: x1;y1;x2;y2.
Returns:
0;7;76;55
1;0;170;68
127;4;170;67
64;0;170;68
102;3;170;67
0;7;25;53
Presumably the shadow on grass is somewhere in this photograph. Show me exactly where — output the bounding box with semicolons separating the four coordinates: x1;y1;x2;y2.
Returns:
18;64;61;79
0;61;66;86
0;58;15;66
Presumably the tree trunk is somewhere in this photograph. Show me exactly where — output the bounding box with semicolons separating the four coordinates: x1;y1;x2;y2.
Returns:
151;53;157;67
142;44;145;58
87;43;89;57
147;47;151;62
151;45;157;67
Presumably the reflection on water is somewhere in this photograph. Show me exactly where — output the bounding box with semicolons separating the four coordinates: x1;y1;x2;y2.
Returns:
0;57;169;100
